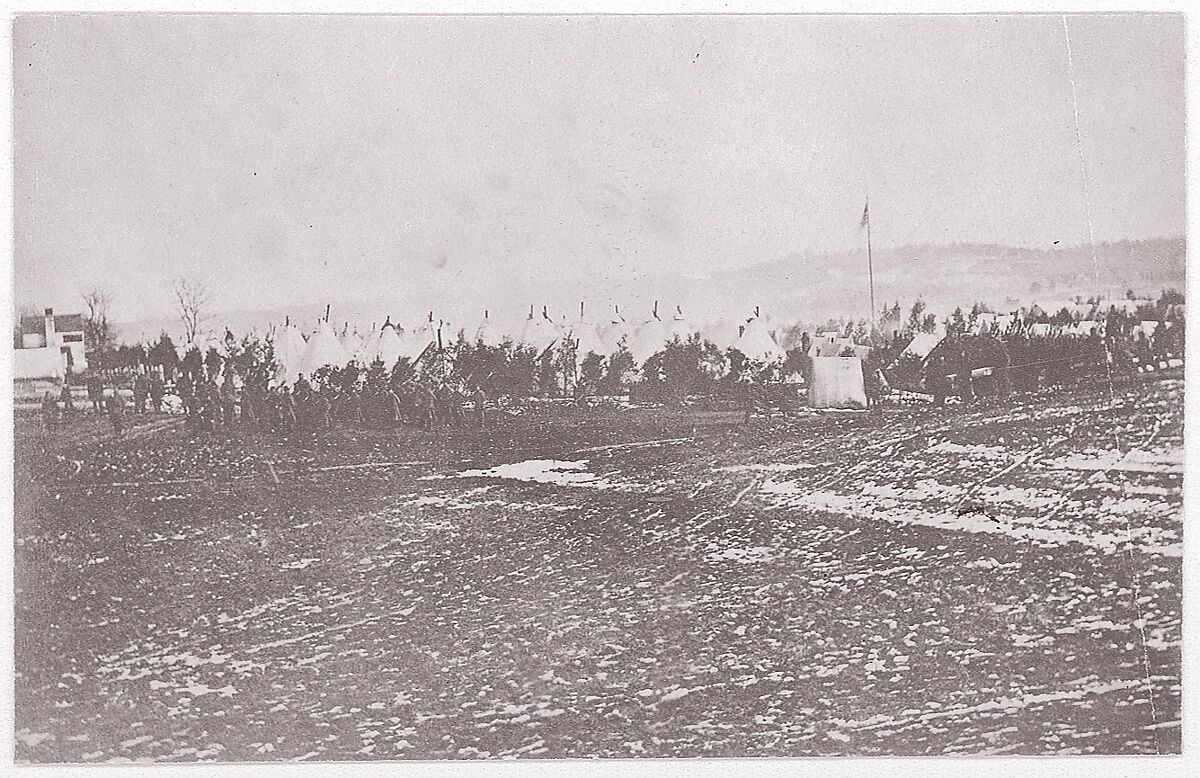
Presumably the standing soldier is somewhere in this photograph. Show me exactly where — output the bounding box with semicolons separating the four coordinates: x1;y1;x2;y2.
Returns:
240;378;258;428
383;385;403;429
347;386;365;427
41;391;58;431
279;386;298;433
107;388;127;438
132;373;150;413
420;383;437;431
203;377;222;432
182;376;201;432
59;381;75;419
149;372;165;413
86;373;103;413
473;385;489;428
862;355;884;414
219;375;238;428
313;388;332;431
927;357;950;407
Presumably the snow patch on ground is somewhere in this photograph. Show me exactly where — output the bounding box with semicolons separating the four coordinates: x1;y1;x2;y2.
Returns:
704;546;777;564
714;463;816;474
758;480;1180;556
928;442;1012;460
1046;447;1183;474
457;459;615;489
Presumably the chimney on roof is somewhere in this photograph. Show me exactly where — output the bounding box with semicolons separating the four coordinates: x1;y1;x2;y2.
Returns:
44;307;56;348
653;301;659;320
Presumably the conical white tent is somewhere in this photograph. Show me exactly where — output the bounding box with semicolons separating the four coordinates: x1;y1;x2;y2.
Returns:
272;324;308;385
572;320;609;357
517;309;559;354
473;312;503;347
732;317;786;363
339;326;366;363
628;316;669;364
402;318;438;361
370;325;406;367
597;307;630;353
296;321;350;378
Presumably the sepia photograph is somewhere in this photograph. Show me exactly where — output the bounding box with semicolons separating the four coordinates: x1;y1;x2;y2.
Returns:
7;6;1188;766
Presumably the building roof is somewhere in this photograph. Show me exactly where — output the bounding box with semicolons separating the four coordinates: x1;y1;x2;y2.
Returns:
18;313;85;337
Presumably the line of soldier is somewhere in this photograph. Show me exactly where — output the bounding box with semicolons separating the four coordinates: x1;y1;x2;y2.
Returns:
172;371;492;434
41;378;138;438
62;372;169;414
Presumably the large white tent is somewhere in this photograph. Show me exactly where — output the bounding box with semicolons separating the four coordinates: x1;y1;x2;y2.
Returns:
628;315;669;364
597;306;630;353
472;311;503;347
402;317;439;361
296;321;350;378
517;308;560;354
573;321;609;357
369;324;406;367
338;325;366;363
560;303;605;357
731;316;786;363
271;323;308;384
809;357;868;408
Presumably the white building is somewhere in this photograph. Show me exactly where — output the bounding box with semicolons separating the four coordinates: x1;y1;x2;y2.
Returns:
13;308;88;379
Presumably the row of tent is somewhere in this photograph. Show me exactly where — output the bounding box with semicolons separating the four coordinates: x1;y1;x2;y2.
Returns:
241;304;791;384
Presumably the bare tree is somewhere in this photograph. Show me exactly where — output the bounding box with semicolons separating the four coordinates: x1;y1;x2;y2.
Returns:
172;277;212;346
82;287;118;354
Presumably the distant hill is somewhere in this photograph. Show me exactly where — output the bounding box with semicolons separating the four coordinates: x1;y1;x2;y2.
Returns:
117;237;1184;345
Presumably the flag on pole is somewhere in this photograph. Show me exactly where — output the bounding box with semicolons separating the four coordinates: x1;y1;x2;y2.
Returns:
860;199;870;228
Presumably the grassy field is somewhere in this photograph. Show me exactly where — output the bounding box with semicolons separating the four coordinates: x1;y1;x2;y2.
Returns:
13;376;1183;761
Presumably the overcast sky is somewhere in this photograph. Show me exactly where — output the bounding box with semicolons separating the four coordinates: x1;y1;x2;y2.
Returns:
13;13;1185;321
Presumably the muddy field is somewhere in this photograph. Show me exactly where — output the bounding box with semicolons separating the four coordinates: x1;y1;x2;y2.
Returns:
13;376;1183;761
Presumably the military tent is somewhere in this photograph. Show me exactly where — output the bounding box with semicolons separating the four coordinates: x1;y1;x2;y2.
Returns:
370;325;406;367
731;316;786;363
402;316;439;361
472;311;503;347
1065;320;1103;338
809;357;868;409
296;321;350;379
338;325;366;363
271;323;308;385
517;307;560;354
628;312;669;364
898;332;943;362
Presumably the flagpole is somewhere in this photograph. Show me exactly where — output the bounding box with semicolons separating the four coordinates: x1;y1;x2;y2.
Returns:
865;196;877;335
